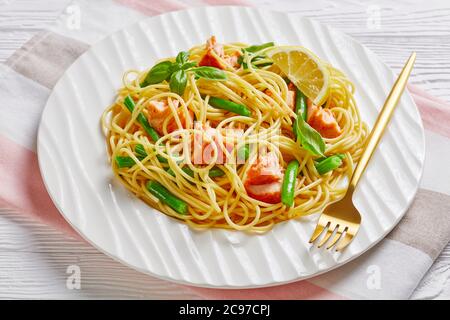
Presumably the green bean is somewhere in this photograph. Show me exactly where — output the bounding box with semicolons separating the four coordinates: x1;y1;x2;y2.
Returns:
135;144;168;163
295;89;307;121
146;181;188;215
115;156;137;168
239;55;273;69
293;88;307;138
237;144;250;162
315;154;345;175
115;146;167;168
134;144;147;158
208;97;251;117
245;42;275;53
166;167;191;177
123;95;160;142
207;167;225;178
166;166;225;178
281;160;300;207
156;155;169;163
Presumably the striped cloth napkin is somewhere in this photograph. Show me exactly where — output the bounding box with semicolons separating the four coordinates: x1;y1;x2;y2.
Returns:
1;0;449;300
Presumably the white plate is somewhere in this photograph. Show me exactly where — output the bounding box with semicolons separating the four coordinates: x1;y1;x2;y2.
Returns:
37;6;425;288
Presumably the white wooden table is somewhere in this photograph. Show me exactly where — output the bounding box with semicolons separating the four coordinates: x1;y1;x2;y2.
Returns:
0;0;449;299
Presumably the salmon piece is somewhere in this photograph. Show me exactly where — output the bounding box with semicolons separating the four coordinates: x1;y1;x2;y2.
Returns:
206;35;224;56
264;82;296;110
147;99;193;135
224;51;241;69
306;99;342;138
246;181;282;204
244;152;283;204
286;83;297;110
246;152;282;185
199;51;225;69
192;123;236;165
114;104;141;133
118;117;140;133
199;36;241;70
199;36;226;69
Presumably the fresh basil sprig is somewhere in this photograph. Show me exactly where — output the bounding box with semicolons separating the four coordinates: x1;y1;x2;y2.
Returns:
170;69;187;96
141;51;227;96
175;51;189;64
141;51;192;88
294;115;326;157
182;62;197;70
141;61;173;87
167;63;182;78
192;66;227;80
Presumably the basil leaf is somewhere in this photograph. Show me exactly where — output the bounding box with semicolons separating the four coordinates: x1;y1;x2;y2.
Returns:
176;51;189;64
315;154;345;175
141;60;173;87
170;69;187;96
192;66;227;80
165;63;180;79
181;61;197;70
245;42;275;53
294;116;326;157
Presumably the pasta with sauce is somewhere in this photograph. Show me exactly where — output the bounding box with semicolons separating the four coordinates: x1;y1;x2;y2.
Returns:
101;36;368;232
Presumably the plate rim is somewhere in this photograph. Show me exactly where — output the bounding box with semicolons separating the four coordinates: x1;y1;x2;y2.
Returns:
37;5;426;289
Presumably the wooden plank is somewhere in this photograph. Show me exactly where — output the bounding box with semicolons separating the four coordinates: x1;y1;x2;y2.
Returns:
0;209;198;299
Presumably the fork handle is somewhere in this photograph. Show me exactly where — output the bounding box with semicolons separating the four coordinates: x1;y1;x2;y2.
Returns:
349;52;416;191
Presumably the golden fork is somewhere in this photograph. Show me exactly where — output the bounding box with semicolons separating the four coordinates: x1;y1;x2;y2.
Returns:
309;52;417;251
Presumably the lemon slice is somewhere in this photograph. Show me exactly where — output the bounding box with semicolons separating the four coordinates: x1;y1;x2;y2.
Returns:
267;46;330;105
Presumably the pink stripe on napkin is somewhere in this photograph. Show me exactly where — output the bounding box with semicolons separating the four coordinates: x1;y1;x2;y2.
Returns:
115;0;187;15
408;84;450;138
115;0;249;16
0;134;79;239
203;0;250;4
189;280;346;300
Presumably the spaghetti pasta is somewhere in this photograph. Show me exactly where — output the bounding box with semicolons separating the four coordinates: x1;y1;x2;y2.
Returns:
101;37;368;232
